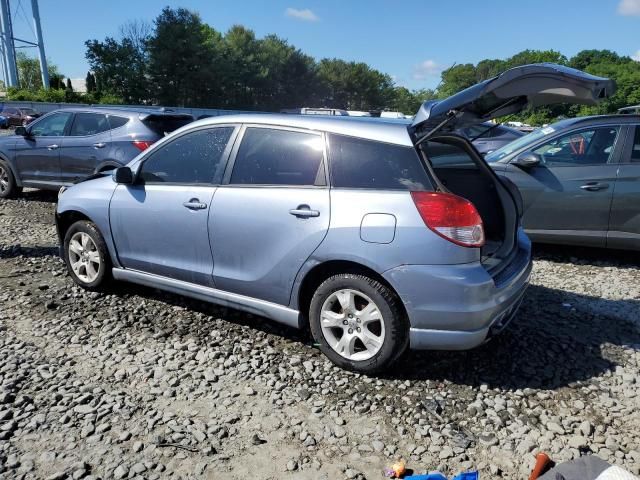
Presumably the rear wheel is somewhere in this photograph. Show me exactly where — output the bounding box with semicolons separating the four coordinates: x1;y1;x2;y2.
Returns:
0;160;21;198
63;220;111;290
309;274;408;373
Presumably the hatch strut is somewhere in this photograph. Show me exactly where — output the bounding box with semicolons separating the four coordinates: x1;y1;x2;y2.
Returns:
414;110;459;146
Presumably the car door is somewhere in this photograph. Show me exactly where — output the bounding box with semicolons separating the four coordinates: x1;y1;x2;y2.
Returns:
210;125;330;306
607;124;640;249
109;125;238;286
14;111;73;186
59;112;112;184
503;125;622;247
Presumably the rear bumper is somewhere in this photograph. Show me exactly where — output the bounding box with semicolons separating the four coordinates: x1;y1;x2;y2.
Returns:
383;231;532;350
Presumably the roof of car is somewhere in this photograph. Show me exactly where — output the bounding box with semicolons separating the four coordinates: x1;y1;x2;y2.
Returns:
49;106;194;117
192;113;414;146
558;113;640;127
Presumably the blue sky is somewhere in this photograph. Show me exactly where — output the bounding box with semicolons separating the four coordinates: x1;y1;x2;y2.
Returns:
10;0;640;89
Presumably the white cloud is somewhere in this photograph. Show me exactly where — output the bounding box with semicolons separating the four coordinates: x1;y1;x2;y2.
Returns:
633;50;640;61
285;8;319;22
618;0;640;15
412;60;441;80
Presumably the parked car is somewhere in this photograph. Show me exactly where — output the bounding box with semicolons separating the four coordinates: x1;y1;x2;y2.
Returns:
458;122;525;155
618;105;640;115
0;106;42;127
0;107;194;198
485;114;640;250
55;64;612;372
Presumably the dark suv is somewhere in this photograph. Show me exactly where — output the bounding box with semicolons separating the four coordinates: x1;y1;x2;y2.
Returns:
0;106;42;127
0;107;193;198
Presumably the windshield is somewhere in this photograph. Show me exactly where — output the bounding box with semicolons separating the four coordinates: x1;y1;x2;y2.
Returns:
485;122;564;162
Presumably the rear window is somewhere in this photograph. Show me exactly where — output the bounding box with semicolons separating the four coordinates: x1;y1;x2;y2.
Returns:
142;115;193;135
329;134;431;190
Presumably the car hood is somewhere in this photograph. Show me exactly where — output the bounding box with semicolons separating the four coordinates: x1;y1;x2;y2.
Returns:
411;63;615;140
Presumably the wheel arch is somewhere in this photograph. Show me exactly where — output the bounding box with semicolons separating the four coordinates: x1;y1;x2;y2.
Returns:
94;160;122;174
56;209;94;246
0;151;22;187
295;259;405;328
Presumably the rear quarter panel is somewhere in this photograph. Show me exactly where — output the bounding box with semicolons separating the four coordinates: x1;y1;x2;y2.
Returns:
289;189;479;309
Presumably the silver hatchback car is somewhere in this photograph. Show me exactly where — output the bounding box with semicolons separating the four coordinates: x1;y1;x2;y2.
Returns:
56;64;614;373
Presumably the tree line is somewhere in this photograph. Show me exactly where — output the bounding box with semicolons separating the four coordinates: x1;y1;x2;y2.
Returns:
84;6;436;113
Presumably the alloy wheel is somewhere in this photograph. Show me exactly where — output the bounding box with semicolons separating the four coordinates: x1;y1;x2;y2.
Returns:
68;232;101;283
0;165;9;194
320;288;386;361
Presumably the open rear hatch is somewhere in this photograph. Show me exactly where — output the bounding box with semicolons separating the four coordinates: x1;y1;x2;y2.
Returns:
409;63;615;276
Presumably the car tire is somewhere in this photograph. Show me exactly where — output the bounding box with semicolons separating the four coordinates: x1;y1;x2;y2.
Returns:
309;274;409;374
63;220;112;290
0;160;21;198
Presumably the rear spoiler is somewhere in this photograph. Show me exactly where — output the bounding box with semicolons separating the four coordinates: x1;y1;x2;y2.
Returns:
138;112;194;122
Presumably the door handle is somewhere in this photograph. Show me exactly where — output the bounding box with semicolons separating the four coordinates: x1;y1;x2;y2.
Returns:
183;199;207;210
289;205;320;218
580;182;609;191
47;144;59;150
93;142;106;148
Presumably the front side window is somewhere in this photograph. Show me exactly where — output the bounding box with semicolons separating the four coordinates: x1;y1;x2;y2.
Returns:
69;113;110;136
230;128;325;186
29;112;73;137
329;134;431;190
139;127;234;184
532;127;620;166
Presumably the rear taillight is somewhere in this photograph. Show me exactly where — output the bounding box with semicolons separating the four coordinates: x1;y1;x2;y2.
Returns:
133;140;154;151
411;191;485;247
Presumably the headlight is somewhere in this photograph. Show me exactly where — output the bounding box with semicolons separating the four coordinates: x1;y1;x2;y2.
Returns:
58;186;67;197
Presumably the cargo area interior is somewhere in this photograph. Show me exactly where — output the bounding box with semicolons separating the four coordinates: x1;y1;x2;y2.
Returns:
421;135;519;273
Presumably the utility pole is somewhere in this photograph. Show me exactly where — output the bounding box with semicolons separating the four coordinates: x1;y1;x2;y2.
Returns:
0;0;18;87
31;0;48;89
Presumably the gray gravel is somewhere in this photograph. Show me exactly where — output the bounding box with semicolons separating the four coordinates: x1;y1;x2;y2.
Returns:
1;190;639;479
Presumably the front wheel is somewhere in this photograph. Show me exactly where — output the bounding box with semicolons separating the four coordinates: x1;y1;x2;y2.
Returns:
63;220;112;290
309;274;409;374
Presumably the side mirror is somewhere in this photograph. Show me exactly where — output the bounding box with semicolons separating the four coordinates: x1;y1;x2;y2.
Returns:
512;152;541;169
113;166;133;184
14;126;28;137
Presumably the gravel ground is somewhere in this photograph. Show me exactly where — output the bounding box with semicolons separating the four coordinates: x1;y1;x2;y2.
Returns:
1;190;639;480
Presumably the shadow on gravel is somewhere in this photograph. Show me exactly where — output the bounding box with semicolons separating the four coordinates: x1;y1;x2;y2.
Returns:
390;284;640;390
0;245;58;259
14;190;58;203
533;243;640;270
105;277;640;391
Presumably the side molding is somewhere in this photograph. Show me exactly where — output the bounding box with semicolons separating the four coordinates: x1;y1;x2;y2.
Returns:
112;268;301;329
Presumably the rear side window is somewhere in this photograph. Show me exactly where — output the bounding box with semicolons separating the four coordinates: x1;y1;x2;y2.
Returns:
108;115;129;130
230;128;325;186
139;127;234;184
631;127;640;162
329;134;430;190
69;113;110;136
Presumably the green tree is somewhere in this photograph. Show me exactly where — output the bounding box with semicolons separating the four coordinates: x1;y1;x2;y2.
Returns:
85;35;148;103
16;52;63;90
66;78;73;91
146;7;222;107
317;59;395;110
85;71;96;93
